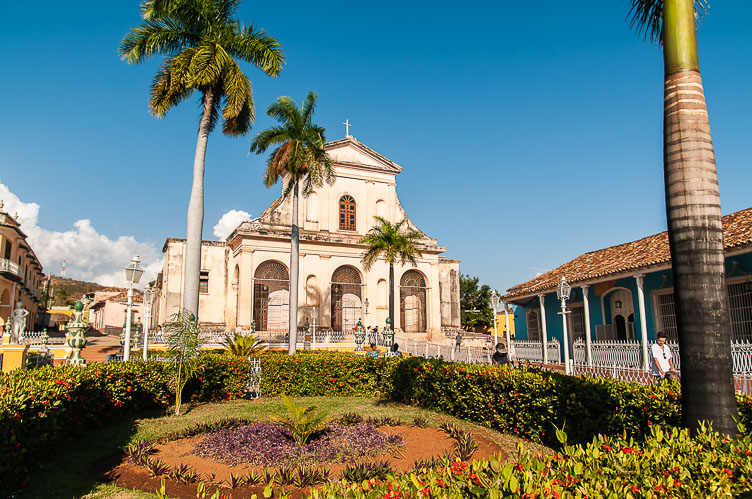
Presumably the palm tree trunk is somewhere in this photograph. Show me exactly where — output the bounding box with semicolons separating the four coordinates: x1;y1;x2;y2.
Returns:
288;179;299;355
389;263;394;329
662;0;736;434
182;89;214;319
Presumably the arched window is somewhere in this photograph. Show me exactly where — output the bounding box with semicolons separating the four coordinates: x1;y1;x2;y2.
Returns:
339;195;356;231
400;270;427;333
253;261;290;332
331;266;362;331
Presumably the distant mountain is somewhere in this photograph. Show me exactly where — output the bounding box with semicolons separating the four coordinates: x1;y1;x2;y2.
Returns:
45;275;112;308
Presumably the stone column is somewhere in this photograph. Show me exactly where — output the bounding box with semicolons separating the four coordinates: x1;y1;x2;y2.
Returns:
539;294;548;364
635;274;650;371
581;285;593;367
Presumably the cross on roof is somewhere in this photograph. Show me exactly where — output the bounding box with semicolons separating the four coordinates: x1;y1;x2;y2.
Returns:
343;119;352;138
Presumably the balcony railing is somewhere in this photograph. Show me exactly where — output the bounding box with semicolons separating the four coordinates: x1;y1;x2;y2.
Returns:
0;258;20;277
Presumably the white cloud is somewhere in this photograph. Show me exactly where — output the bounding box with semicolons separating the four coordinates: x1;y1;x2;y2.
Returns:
0;179;162;288
213;209;251;240
531;267;549;278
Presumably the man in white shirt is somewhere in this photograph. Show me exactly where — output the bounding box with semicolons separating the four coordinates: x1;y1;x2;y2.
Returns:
652;331;679;381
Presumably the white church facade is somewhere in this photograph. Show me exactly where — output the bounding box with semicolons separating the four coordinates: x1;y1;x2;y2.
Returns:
154;136;461;341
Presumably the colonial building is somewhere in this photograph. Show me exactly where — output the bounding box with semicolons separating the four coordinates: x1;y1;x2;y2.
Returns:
154;136;461;340
0;204;44;330
90;289;144;335
503;206;752;358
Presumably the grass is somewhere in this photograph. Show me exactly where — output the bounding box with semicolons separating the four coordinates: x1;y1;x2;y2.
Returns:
22;397;548;498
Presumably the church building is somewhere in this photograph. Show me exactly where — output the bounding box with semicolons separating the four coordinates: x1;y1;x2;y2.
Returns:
154;136;461;341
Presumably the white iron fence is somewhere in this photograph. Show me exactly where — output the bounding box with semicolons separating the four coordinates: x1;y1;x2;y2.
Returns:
511;339;561;365
571;339;752;373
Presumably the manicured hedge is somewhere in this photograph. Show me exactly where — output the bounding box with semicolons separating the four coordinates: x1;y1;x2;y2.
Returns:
313;423;752;498
2;350;751;496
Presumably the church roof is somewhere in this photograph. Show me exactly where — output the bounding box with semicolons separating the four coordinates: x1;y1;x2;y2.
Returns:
326;136;403;174
503;206;752;301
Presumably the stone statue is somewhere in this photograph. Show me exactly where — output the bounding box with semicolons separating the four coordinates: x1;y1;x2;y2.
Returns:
10;302;29;343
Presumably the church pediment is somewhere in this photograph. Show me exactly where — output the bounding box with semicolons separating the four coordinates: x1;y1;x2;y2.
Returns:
326;137;403;174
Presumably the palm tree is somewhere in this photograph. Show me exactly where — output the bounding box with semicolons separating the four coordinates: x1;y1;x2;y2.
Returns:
359;216;423;328
119;0;284;319
628;0;736;433
249;92;334;355
222;332;266;357
164;309;205;415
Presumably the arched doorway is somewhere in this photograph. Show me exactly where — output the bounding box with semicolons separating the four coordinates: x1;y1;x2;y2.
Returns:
606;289;635;340
253;261;290;332
331;266;362;331
400;270;427;333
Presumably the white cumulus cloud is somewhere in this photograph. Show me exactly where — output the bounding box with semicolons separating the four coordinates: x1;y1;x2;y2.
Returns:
0;179;162;288
213;209;251;240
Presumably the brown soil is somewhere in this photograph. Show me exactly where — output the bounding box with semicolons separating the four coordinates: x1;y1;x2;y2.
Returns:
96;425;506;498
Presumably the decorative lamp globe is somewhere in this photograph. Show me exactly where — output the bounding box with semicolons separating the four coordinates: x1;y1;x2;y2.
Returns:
556;276;571;300
311;306;318;320
124;256;144;285
490;289;500;310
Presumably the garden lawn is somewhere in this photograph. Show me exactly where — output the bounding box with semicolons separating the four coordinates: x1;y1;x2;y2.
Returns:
22;396;542;498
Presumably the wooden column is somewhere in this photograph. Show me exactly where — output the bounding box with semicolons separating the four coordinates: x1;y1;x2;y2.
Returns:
581;285;593;367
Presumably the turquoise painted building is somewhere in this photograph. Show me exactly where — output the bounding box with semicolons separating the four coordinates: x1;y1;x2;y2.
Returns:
502;207;752;360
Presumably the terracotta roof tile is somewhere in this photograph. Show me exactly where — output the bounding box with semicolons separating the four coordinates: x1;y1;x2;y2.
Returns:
504;206;752;300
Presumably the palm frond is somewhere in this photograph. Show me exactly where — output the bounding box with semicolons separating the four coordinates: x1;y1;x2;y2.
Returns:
226;24;285;76
627;0;709;44
119;18;198;64
359;216;423;270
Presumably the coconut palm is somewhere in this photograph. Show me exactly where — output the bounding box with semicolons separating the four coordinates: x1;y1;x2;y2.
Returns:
249;92;334;355
628;0;736;433
360;216;423;328
119;0;284;319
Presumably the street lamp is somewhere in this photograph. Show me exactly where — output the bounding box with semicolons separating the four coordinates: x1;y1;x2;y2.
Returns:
311;306;318;350
142;286;153;361
364;297;369;326
123;256;144;361
489;289;500;346
556;276;572;375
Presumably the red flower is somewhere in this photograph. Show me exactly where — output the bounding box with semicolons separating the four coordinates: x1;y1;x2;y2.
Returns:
602;444;612;452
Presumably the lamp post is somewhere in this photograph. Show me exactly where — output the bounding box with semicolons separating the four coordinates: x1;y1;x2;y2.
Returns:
142;286;153;361
489;290;500;346
311;306;317;350
123;256;144;361
502;301;513;361
556;276;572;375
364;297;369;327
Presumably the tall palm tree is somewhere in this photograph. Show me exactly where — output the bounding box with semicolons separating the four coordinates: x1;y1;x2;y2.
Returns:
250;92;334;355
360;216;423;329
629;0;736;433
119;0;284;319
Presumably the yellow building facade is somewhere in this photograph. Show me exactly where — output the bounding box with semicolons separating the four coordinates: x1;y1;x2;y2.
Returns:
0;205;45;330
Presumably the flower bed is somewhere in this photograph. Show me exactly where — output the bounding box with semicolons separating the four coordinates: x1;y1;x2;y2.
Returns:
314;423;752;498
194;421;403;466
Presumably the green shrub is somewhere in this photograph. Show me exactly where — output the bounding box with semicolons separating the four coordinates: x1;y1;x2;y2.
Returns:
313;423;752;498
259;351;399;397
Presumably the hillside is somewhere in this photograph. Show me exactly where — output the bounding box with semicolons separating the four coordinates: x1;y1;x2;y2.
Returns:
46;276;112;308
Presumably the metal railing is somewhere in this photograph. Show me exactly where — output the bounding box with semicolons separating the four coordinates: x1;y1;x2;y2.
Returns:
511;339;561;364
571;339;752;373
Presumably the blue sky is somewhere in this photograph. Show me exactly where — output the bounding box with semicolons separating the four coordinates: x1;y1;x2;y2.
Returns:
1;1;750;291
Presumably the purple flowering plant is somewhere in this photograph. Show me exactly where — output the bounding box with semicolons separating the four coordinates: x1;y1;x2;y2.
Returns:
194;421;403;466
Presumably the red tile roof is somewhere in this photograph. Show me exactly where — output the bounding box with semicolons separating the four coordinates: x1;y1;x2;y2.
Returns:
504;207;752;300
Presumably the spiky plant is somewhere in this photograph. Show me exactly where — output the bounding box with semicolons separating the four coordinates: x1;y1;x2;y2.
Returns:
164;309;205;415
270;394;333;445
223;332;266;357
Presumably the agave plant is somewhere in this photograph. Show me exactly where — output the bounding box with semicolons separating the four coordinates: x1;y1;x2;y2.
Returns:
270;394;333;446
223;332;266;357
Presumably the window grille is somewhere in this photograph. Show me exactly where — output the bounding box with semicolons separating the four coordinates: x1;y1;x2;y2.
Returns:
656;292;678;341
728;280;752;341
527;310;541;341
339;195;356;231
199;271;209;294
569;305;585;341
